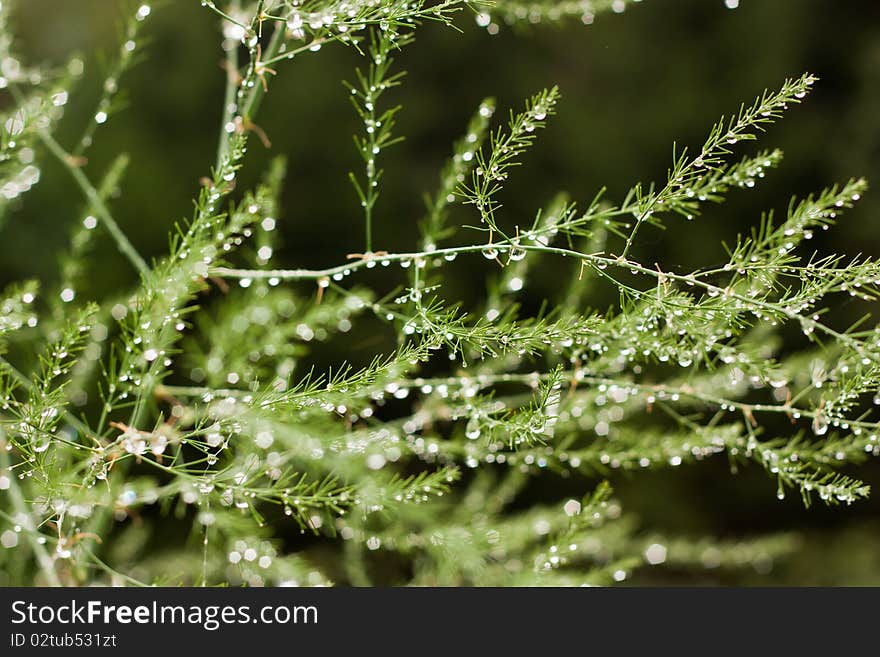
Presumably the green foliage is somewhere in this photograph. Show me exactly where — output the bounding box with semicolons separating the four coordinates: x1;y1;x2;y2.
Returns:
0;0;876;587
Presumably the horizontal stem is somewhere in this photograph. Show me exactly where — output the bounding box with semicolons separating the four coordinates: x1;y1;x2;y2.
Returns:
162;370;877;432
211;241;865;354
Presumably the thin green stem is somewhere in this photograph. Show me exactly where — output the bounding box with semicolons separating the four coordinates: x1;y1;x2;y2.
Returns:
215;32;240;171
161;368;879;433
201;1;248;29
241;20;285;120
72;8;147;158
38;129;149;275
211;241;865;353
260;37;331;67
81;546;150;586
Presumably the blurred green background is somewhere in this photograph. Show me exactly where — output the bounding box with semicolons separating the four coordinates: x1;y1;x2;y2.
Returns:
5;0;880;584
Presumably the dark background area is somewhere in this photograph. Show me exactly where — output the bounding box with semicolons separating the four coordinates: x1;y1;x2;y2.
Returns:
4;0;880;583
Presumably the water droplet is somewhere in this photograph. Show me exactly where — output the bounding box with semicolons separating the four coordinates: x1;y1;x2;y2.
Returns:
644;543;667;565
508;244;526;261
1;529;19;549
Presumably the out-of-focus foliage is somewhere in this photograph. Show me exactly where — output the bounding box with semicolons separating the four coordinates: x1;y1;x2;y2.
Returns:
1;0;879;586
